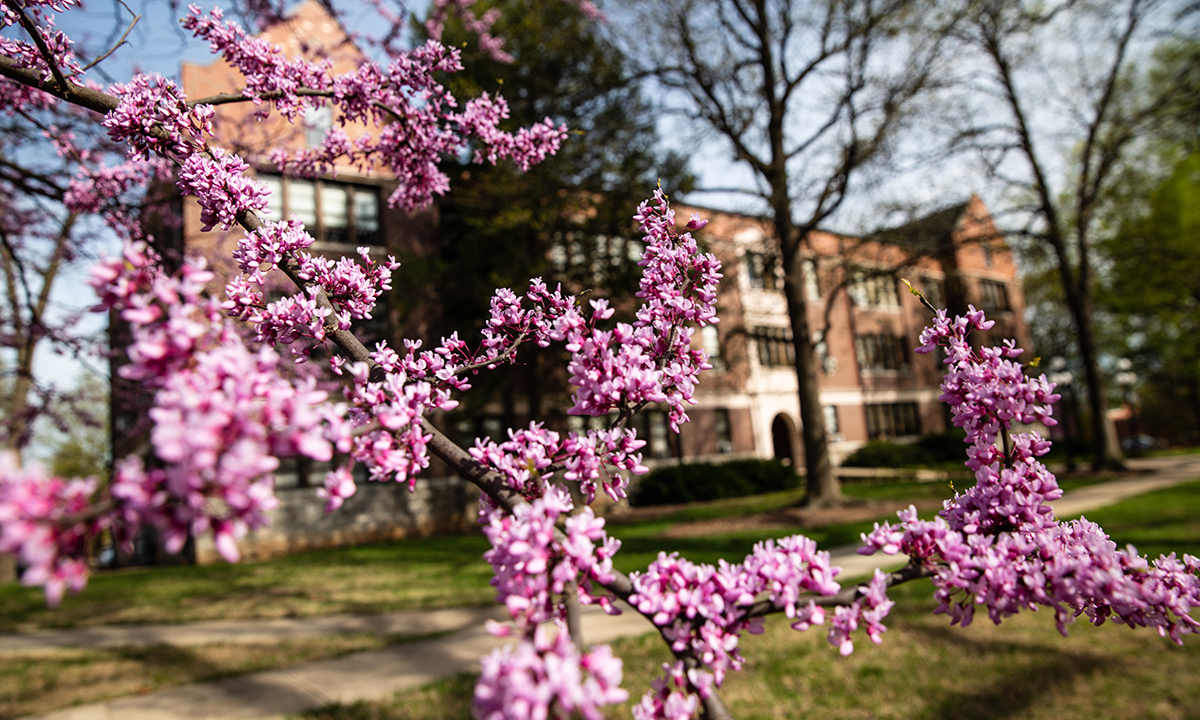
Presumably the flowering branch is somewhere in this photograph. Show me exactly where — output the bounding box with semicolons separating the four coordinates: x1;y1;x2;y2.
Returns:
3;0;70;93
1;4;1198;720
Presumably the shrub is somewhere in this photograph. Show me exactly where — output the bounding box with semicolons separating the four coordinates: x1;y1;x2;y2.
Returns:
841;430;968;468
631;458;800;507
913;430;970;464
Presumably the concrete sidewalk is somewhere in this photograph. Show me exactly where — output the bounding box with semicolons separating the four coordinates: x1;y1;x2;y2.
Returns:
15;455;1200;720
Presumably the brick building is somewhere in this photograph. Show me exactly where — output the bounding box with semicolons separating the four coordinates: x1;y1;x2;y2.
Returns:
121;2;1029;562
657;196;1030;467
118;1;474;564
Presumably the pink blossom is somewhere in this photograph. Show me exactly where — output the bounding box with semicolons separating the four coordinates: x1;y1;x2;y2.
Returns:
475;621;628;720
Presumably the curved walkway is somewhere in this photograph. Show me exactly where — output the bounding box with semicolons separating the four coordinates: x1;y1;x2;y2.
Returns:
13;454;1200;720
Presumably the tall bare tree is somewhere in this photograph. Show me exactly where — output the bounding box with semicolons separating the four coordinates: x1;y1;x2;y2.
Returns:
950;0;1188;469
628;0;955;506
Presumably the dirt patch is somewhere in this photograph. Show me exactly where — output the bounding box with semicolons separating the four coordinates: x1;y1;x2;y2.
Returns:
652;499;947;539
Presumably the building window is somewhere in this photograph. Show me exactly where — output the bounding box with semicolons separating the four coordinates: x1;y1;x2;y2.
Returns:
627;410;672;460
922;276;944;310
304;105;333;147
260;173;381;246
848;272;900;308
823;405;840;439
746;251;779;290
549;232;638;286
714;408;732;454
855;333;910;372
753;326;794;368
980;279;1009;313
803;258;821;301
865;402;921;439
701;325;724;373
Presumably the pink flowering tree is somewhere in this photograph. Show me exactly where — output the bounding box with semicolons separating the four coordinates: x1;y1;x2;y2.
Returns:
1;2;1199;720
0;1;175;455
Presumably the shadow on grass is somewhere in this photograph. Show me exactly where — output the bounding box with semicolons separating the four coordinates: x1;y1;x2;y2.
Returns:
297;672;475;720
909;624;1115;720
1;643;232;720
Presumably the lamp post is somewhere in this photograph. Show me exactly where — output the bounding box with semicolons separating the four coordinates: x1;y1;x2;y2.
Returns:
1048;356;1077;471
1114;358;1141;455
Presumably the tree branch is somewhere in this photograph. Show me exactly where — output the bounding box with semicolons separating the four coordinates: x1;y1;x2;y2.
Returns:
4;0;71;96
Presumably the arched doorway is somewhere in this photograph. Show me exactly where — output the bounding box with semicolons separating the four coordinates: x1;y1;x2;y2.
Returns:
771;414;796;467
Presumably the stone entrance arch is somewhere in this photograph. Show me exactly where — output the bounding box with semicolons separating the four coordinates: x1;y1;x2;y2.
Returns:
771;414;797;466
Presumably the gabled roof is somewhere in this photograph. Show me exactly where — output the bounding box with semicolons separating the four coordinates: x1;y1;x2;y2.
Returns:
864;200;972;257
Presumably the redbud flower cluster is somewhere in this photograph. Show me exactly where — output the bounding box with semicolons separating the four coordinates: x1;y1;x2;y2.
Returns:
861;308;1200;641
89;242;349;567
524;192;721;431
481;485;621;627
182;6;567;212
471;441;630;719
630;192;721;429
475;619;628;720
627;535;855;719
465;196;728;719
0;0;83;84
104;74;215;160
225;221;399;356
0;454;99;607
339;359;443;489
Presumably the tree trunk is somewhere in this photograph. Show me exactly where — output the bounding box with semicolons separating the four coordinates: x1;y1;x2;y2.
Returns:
1060;268;1123;470
777;216;842;508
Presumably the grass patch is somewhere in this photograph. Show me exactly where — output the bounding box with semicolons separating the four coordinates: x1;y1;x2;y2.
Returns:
299;673;477;720
0;632;445;720
0;535;496;633
291;480;1200;720
0;473;1155;633
294;580;1200;720
1066;480;1200;559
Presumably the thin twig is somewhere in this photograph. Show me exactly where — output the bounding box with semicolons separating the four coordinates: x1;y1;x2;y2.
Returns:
78;4;141;74
5;0;71;95
450;330;530;377
564;580;585;652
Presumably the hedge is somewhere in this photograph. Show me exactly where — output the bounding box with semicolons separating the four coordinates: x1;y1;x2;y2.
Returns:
840;430;969;469
630;458;800;507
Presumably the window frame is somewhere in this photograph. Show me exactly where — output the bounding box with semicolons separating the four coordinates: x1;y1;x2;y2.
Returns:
979;279;1010;313
752;326;794;368
865;402;921;439
259;172;383;247
855;333;911;373
745;251;779;290
848;271;901;308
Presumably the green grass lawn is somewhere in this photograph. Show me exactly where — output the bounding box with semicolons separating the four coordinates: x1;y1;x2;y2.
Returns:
1068;482;1200;559
297;480;1200;720
0;633;439;720
302;580;1200;720
0;473;1127;633
0;535;496;633
4;478;1199;719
